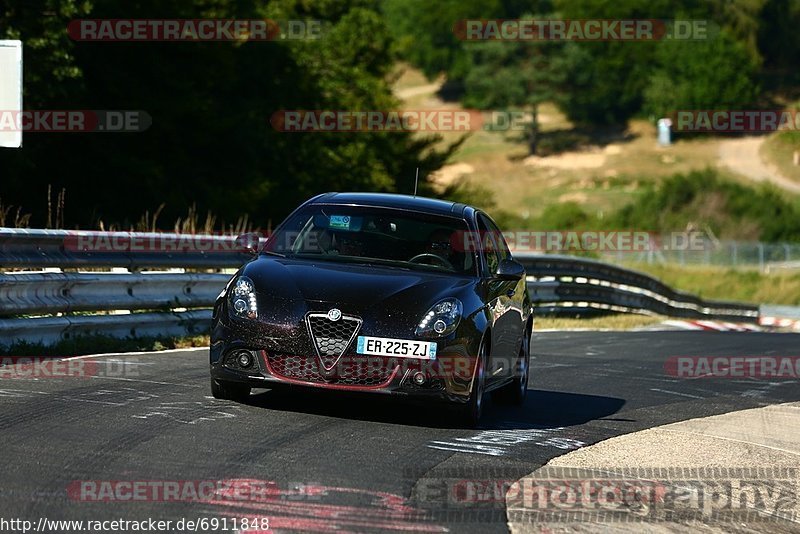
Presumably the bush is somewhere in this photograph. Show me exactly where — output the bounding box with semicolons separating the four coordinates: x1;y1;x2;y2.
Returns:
610;169;800;242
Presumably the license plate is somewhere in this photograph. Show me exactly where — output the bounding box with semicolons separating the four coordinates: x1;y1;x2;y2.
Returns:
356;336;437;359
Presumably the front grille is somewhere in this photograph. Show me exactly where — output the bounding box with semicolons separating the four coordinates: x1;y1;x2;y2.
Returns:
267;353;397;387
306;313;361;369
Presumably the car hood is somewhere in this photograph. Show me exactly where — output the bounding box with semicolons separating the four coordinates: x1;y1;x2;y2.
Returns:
243;257;476;314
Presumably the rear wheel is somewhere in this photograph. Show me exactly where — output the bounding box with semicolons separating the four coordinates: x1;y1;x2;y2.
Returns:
457;340;487;428
210;377;251;402
494;325;530;405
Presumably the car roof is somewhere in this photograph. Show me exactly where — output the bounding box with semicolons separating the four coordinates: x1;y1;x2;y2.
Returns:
310;192;470;218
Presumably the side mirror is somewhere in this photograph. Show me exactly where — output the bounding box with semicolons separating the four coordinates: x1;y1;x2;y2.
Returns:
235;232;262;255
495;258;525;281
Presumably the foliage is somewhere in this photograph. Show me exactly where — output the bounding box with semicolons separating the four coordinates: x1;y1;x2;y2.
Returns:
609;169;800;242
643;31;760;118
0;0;454;229
382;0;503;82
386;0;788;126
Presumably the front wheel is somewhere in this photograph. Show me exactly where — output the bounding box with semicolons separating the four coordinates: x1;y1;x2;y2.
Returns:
456;340;487;428
494;326;530;405
210;377;251;402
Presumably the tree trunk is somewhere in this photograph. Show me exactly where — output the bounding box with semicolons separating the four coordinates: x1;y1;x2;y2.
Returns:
528;105;539;155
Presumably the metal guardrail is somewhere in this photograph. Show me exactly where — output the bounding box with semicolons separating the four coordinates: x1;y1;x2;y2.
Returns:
0;229;760;346
0;228;257;269
0;310;212;346
0;271;229;315
514;254;759;322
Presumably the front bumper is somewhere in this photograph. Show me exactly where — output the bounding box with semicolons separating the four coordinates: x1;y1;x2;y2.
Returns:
210;315;480;403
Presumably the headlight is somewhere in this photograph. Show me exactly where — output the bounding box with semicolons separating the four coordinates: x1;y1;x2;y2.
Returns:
229;276;257;319
416;298;462;338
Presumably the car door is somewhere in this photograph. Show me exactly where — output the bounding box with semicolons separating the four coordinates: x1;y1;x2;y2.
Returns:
477;214;516;384
485;216;526;375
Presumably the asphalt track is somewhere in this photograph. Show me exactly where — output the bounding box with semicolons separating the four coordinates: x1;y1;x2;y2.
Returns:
1;331;799;533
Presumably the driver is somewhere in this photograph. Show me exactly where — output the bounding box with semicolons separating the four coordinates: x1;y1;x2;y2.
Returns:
421;228;458;268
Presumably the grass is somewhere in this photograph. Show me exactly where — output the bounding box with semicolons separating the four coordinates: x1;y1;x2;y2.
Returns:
622;262;800;305
535;314;666;331
1;334;210;357
761;130;800;185
395;71;732;218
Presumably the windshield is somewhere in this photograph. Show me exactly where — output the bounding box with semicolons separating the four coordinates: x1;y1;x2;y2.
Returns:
265;205;477;276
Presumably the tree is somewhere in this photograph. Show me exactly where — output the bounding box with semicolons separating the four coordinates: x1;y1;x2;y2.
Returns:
462;30;565;154
643;31;760;119
381;0;504;82
0;0;454;228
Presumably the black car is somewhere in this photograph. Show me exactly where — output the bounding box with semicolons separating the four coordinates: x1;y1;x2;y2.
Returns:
210;192;533;426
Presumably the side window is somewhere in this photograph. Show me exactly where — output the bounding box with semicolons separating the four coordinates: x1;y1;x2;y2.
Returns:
485;217;510;262
477;214;500;275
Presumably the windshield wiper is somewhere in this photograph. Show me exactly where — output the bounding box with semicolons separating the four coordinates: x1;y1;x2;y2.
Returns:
292;253;413;270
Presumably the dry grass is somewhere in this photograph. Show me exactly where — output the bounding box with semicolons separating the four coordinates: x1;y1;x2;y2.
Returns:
394;70;729;218
535;314;667;331
0;198;31;228
622;262;800;305
760;131;800;185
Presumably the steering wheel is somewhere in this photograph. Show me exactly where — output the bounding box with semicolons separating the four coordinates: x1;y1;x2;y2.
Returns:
408;253;453;270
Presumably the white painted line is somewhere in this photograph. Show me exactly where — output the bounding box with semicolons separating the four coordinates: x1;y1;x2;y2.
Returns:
661;320;704;330
649;388;703;399
66;347;208;361
90;375;195;387
694;320;727;331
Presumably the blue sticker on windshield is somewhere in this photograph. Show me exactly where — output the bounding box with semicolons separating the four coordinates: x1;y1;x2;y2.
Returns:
329;215;351;230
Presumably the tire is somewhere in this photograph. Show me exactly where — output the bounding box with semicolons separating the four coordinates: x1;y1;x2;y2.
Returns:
210;377;251;402
457;340;487;428
494;325;530;405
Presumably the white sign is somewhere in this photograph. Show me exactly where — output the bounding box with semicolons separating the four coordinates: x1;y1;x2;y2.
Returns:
0;40;23;148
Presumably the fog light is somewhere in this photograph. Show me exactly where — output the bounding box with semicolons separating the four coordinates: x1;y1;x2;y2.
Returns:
412;372;426;386
236;351;254;369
